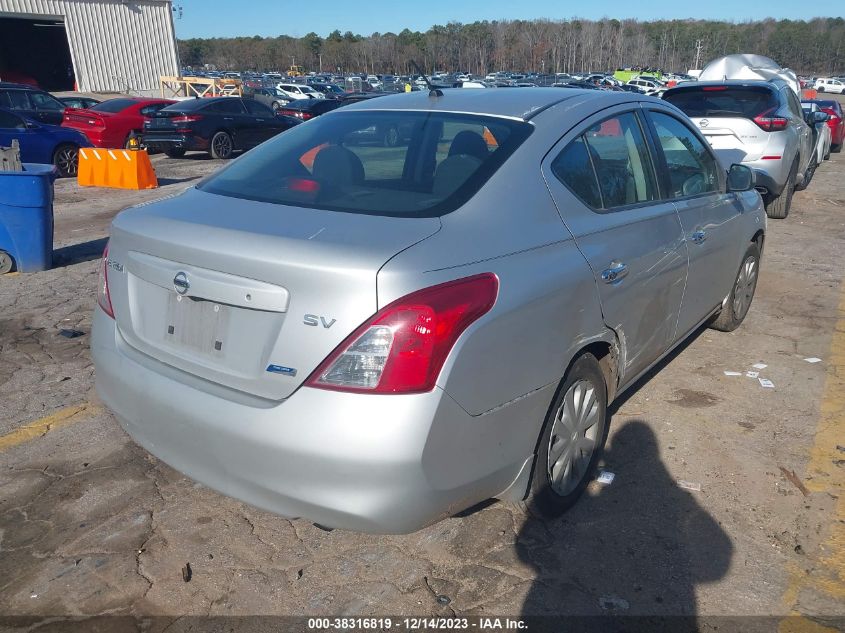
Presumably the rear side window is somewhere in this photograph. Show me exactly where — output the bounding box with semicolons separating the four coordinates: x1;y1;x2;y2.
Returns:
552;112;657;210
649;112;720;198
245;100;272;115
664;86;778;118
3;91;30;111
199;111;532;217
206;99;246;114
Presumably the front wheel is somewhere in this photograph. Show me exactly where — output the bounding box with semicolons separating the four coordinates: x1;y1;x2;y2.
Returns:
795;154;817;191
523;353;609;518
818;86;826;92
53;144;79;178
383;125;400;147
210;131;234;159
709;242;761;332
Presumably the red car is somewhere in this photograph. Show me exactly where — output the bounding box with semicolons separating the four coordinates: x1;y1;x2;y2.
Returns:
810;99;845;152
62;97;174;148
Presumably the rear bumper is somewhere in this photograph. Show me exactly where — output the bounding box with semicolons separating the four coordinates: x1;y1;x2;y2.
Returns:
92;308;537;533
143;133;208;152
744;158;791;197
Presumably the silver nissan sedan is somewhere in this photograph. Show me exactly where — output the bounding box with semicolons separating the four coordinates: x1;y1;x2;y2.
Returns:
93;88;766;533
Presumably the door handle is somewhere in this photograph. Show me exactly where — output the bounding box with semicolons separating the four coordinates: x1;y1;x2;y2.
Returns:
601;262;628;283
691;230;707;244
223;117;234;121
255;118;264;122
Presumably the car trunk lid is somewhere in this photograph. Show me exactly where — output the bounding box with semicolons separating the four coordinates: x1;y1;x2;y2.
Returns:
107;187;441;400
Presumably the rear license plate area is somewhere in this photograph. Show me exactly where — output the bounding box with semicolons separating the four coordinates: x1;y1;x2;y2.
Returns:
165;293;231;356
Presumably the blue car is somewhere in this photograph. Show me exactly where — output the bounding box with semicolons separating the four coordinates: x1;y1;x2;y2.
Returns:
0;107;91;177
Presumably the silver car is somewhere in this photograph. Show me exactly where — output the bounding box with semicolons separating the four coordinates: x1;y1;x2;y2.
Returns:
93;89;766;533
664;80;813;219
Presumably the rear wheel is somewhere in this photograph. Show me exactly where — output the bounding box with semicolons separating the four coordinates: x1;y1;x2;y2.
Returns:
796;154;817;191
834;144;842;154
272;101;281;111
165;148;186;159
210;131;234;159
818;86;826;92
709;242;761;332
0;250;14;274
765;158;798;219
53;144;79;178
523;353;609;518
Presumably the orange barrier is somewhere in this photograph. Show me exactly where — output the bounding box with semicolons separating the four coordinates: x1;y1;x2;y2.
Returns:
77;148;158;190
802;88;818;100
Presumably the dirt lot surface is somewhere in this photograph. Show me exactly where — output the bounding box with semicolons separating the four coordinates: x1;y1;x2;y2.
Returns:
1;142;844;631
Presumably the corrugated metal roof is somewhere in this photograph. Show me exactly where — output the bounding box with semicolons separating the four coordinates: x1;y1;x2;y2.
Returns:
0;0;179;93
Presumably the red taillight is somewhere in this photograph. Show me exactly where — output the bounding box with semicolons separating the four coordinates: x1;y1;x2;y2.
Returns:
300;112;314;120
97;243;114;319
753;108;789;131
305;273;499;394
171;114;203;123
702;86;728;91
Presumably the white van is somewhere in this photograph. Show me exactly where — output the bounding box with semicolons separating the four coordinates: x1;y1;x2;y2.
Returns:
815;77;845;94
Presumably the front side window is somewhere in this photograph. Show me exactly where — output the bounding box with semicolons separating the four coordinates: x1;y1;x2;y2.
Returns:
649;111;720;198
199;111;532;217
29;91;65;111
4;91;30;111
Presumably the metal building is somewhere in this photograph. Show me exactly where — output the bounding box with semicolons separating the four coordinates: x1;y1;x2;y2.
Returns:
0;0;179;94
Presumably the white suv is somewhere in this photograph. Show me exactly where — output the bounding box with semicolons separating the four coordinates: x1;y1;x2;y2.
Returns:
814;77;845;94
275;83;324;100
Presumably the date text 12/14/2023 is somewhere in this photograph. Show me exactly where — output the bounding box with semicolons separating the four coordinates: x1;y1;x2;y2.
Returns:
307;618;528;630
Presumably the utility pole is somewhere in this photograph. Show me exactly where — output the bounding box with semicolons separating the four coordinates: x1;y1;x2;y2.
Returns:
693;39;705;70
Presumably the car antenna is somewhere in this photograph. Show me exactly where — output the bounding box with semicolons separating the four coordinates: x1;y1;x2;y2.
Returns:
411;60;442;97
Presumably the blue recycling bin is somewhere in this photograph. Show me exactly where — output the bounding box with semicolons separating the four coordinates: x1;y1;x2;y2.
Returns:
0;163;57;273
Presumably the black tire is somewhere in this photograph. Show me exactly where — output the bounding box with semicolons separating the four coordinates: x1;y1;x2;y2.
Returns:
383;125;400;147
165;148;186;159
52;144;79;178
523;353;609;518
210;131;234;159
833;144;842;154
0;250;14;274
272;101;281;111
709;242;761;332
796;154;817;191
818;86;826;92
765;158;798;219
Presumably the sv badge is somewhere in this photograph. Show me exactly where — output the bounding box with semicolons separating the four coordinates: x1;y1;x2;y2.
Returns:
304;314;336;329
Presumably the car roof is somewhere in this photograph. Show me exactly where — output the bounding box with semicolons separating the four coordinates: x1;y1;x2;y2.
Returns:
666;80;783;92
0;82;39;90
337;87;637;121
162;97;242;111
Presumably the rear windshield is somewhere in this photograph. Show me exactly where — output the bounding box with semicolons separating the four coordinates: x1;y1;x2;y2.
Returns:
198;111;532;217
664;86;778;118
92;98;138;113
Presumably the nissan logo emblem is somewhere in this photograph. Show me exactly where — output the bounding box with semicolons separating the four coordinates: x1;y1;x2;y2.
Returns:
173;272;190;295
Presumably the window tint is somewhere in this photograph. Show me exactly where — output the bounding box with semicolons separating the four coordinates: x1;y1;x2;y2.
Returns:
206;99;246;114
245;100;272;115
551;137;602;208
786;90;803;118
3;91;30;111
198;111;532;217
0;110;24;128
649;112;720;198
583;112;657;209
664;86;778;118
29;91;64;111
139;103;168;117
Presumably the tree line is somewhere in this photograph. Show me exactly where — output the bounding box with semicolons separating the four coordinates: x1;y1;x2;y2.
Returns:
178;17;845;76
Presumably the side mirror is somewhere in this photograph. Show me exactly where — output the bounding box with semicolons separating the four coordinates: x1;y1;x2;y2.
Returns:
813;111;830;123
727;164;755;192
25;121;40;130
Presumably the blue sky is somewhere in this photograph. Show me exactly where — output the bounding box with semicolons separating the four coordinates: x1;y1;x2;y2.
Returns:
174;0;823;39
